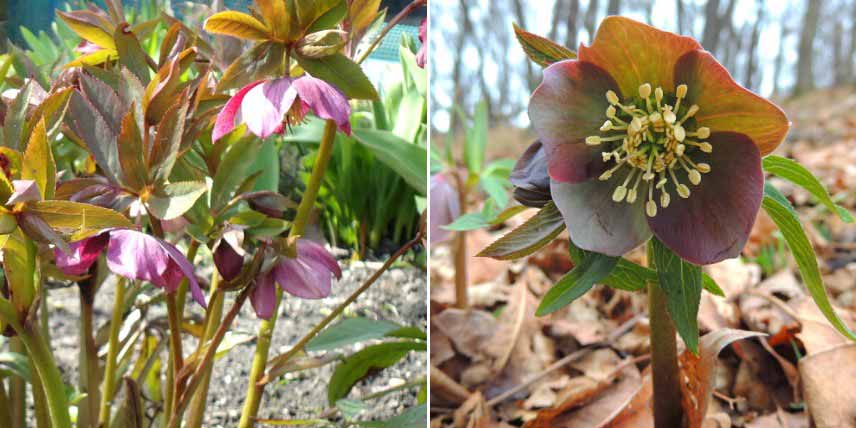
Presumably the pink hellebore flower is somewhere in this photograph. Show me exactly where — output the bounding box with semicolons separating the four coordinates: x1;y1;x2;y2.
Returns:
429;173;460;245
416;19;427;68
213;75;351;142
54;229;207;307
250;239;342;319
75;40;103;55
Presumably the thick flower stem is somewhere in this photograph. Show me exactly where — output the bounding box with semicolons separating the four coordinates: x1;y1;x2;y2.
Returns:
174;240;201;322
238;119;338;428
452;172;468;309
185;272;224;428
9;338;25;428
647;243;684;428
98;278;127;428
0;381;11;423
79;274;101;428
165;291;184;423
16;322;73;428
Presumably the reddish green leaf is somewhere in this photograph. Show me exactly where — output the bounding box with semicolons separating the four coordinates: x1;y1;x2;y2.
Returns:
204;11;271;41
477;202;565;260
512;23;576;67
117;107;147;191
22;119;56;200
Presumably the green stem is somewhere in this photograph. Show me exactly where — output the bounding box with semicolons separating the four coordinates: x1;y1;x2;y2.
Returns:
17;322;73;428
238;119;338;428
452;173;468;309
9;338;25;428
165;291;184;425
79;276;101;428
647;242;684;428
174;240;201;325
185;272;224;428
30;353;50;428
98;278;127;428
0;379;12;423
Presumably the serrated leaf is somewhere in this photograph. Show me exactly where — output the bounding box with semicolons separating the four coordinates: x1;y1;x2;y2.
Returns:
146;181;207;220
117;107;147;191
306;318;404;352
349;0;381;34
762;155;854;223
512;23;576;67
22;119;56;200
23;87;73;139
65;48;119;68
651;237;703;354
204;11;271;41
763;184;856;342
478;202;565;260
143;49;195;125
28;200;132;239
296;53;378;100
114;23;152;85
536;251;619;316
65;92;122;184
149;97;189;183
328;341;424;405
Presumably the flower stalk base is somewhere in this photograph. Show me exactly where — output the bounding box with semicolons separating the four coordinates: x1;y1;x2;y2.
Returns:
648;242;684;428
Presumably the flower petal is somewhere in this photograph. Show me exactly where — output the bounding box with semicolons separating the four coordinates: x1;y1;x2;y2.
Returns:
241;77;295;139
528;60;618;183
213;240;243;281
106;229;171;285
293;76;352;135
274;257;332;299
212;80;263;142
250;271;277;319
429;173;460;244
510;141;551;207
7;180;43;205
159;239;207;307
577;16;702;98
296;239;341;279
550;176;652;256
54;232;109;276
416;19;427;68
647;132;763;265
674;50;790;156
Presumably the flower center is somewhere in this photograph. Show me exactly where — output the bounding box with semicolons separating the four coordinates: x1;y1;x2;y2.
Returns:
283;99;308;132
586;83;712;217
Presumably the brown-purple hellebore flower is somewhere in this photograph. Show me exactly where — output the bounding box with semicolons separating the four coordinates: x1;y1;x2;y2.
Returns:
527;17;789;265
429;173;461;245
250;239;342;319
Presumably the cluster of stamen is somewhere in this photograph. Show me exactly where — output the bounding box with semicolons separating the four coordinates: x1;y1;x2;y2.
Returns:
586;83;712;217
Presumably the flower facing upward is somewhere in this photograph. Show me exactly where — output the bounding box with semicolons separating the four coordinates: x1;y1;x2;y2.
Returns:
528;17;789;265
250;239;341;319
213;75;351;142
54;229;207;307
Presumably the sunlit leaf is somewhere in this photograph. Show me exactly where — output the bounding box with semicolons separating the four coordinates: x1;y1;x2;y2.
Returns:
204;11;271;41
762;155;854;223
28;201;132;239
327;341;425;405
146;181;207;220
295;53;378;100
22;119;56;200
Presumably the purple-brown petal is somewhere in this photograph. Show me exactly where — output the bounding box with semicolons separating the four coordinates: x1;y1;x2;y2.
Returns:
528;60;618;183
551;177;652;256
213;240;243;281
292;76;352;135
250;271;277;319
510;141;551;208
429;173;460;245
647;132;763;265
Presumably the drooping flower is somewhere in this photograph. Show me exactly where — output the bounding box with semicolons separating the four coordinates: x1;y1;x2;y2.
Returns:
429;173;460;245
212;75;351;142
54;229;207;307
416;19;427;68
510;141;551;208
528;17;789;265
250;239;341;319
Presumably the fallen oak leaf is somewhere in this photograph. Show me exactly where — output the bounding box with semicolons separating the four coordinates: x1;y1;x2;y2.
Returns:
799;344;856;428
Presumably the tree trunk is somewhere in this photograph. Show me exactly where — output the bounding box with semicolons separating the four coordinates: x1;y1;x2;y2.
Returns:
848;3;856;82
773;23;788;96
450;0;472;132
743;3;763;91
794;0;821;96
607;0;621;15
834;18;845;86
565;0;580;49
584;0;600;41
676;0;685;34
701;0;722;53
549;0;563;44
512;0;536;91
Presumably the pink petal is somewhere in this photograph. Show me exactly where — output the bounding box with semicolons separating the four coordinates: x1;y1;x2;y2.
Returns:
241;77;297;139
75;40;103;55
292;76;352;135
416;19;427;68
296;239;341;279
159;239;207;308
212;80;264;142
7;180;42;205
273;256;332;299
250;271;277;319
54;233;109;276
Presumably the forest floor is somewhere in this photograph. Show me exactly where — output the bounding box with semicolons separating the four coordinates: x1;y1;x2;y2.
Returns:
429;87;856;428
46;258;427;427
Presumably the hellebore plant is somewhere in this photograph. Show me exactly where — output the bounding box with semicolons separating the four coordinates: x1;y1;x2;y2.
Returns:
483;17;856;428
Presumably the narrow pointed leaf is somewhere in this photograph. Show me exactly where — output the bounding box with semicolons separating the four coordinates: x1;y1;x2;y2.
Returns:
652;237;703;354
536;251;619;316
211;128;260;211
295;53;378;100
204;11;271;40
146;181;207;220
56;10;116;50
762;155;854;223
117;107;147;191
351;129;426;194
763;184;856;341
28;200;132;239
327;341;425;405
3;81;32;150
115;23;152;85
149;97;189;183
23;87;73;139
513;23;576;67
22;119;56;199
2;230;38;315
306;318;406;352
478;202;565;260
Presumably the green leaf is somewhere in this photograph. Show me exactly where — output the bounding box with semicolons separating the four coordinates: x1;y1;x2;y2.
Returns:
147;181;207;220
651;237;703;354
203;11;271;40
442;212;490;231
335;399;366;420
478;202;565;260
536;251;619;316
357;405;427;428
295;53;379;100
149;98;189;183
307;318;406;352
23;87;74;139
327;341;425;405
218;42;286;91
0;351;32;381
65;91;122;184
117;108;147;191
56;10;116;50
762;184;856;342
211;127;261;211
3;81;32;150
28;201;133;239
762;155;854;223
463;101;488;174
512;23;576;67
2;230;37;315
351;129;427;195
114;23;152;86
22;119;56;200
